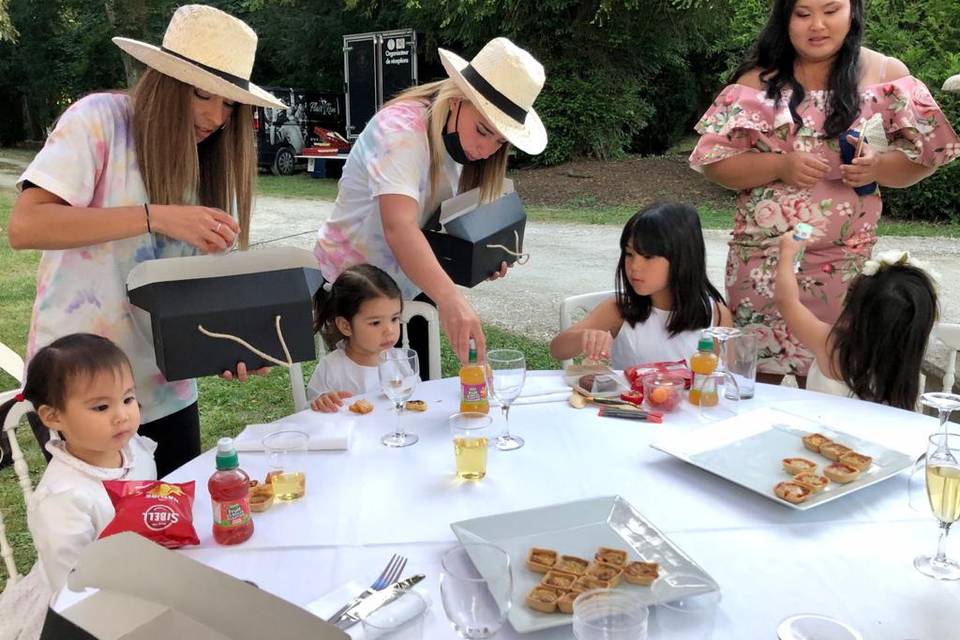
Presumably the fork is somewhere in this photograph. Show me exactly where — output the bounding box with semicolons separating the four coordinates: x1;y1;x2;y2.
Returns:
326;554;408;623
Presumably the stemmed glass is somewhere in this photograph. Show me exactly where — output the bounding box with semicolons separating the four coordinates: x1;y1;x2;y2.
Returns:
378;348;419;448
484;349;526;451
440;543;513;639
909;393;960;510
914;432;960;580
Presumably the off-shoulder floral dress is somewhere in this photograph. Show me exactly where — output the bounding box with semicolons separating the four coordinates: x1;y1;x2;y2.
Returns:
690;76;959;375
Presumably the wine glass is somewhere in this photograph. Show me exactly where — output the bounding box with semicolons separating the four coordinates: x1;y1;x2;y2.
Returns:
909;393;960;510
914;432;960;580
440;543;513;639
484;349;526;451
378;348;419;448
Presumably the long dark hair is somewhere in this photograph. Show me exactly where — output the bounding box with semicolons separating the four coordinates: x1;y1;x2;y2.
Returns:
615;202;724;336
732;0;865;139
313;264;403;350
830;264;938;410
0;334;132;432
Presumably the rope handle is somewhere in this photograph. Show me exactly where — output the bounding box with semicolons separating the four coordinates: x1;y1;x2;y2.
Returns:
197;315;293;368
485;230;530;265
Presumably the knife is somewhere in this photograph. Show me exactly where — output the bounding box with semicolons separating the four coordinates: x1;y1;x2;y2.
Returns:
335;574;425;630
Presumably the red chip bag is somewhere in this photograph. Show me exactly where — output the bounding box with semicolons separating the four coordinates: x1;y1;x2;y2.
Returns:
625;360;693;391
99;480;200;548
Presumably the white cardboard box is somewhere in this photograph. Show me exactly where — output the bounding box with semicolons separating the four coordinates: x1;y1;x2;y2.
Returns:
43;533;347;639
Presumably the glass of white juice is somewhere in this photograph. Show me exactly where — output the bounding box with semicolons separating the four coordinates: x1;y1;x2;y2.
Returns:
262;430;308;500
449;412;493;481
915;431;960;580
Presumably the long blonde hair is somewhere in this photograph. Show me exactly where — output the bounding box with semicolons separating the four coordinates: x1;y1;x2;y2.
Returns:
385;79;509;205
131;69;256;248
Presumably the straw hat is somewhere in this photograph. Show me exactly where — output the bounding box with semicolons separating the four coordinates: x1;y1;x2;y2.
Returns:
112;4;284;109
944;74;960;93
439;38;547;155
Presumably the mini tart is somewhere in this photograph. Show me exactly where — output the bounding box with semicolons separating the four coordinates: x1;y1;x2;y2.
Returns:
249;484;274;512
782;457;818;475
792;472;830;493
802;433;832;454
541;570;578;590
555;555;589;576
348;399;374;414
623;561;660;586
594;547;628;567
586;561;623;587
557;590;583;615
840;451;873;471
574;575;612;591
404;400;427;412
823;461;861;484
526;586;561;613
527;548;558;573
819;442;852;462
774;481;812;504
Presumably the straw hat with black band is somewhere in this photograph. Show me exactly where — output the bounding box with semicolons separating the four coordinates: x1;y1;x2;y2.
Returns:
112;4;285;109
439;37;548;155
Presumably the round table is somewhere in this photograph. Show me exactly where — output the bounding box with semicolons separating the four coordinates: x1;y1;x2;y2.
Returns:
72;373;960;637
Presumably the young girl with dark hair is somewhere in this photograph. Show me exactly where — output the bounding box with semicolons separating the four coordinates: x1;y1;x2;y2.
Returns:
308;265;405;412
776;234;938;410
690;0;958;386
0;334;157;593
550;203;733;368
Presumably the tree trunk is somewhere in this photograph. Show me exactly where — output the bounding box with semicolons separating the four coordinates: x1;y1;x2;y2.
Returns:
104;0;147;88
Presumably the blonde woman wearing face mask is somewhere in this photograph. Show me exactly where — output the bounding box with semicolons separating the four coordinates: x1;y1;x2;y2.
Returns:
313;38;548;371
8;5;283;476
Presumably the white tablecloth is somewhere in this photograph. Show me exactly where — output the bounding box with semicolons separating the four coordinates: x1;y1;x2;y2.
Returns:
75;374;960;637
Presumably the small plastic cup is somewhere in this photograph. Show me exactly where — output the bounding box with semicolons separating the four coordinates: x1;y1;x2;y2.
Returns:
361;589;429;639
449;412;493;480
572;589;649;640
652;573;721;639
262;430;308;500
643;373;685;412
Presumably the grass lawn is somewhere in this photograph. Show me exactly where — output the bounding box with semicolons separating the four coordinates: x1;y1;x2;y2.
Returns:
0;186;556;582
257;173;339;201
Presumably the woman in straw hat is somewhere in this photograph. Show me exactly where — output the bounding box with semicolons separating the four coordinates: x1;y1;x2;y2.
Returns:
314;37;547;373
7;5;284;476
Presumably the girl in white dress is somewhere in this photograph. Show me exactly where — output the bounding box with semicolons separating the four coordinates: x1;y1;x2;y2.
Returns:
776;235;938;409
550;202;733;368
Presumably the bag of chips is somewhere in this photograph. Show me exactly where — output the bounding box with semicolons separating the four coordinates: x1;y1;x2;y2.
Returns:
99;480;200;548
624;359;693;391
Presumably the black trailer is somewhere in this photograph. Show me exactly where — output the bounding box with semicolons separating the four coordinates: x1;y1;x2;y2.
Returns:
342;29;418;140
254;87;345;175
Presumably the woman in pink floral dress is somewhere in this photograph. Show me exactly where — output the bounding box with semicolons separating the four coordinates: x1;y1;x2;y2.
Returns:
690;0;959;384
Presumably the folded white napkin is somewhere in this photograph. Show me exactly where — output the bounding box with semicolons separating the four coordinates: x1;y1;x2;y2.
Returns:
518;375;569;398
305;580;431;639
234;410;354;452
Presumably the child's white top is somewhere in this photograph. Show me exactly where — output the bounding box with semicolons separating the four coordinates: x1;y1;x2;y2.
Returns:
307;344;379;401
27;435;158;592
610;303;715;369
806;360;855;398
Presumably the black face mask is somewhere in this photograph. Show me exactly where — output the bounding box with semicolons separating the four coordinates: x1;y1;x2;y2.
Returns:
442;104;483;166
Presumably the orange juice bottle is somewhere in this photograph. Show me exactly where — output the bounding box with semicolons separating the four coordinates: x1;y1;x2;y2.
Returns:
460;339;489;414
688;336;719;407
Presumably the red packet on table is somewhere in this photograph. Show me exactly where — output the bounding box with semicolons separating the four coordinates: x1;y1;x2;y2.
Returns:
99;480;200;548
624;360;693;391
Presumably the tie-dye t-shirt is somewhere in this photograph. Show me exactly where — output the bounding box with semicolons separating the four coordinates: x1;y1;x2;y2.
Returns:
18;93;199;423
314;100;461;299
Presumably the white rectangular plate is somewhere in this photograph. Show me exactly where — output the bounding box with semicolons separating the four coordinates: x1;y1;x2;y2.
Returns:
450;495;717;634
650;408;914;511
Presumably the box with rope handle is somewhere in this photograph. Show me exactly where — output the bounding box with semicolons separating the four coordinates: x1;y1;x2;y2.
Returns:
127;247;323;381
423;189;528;288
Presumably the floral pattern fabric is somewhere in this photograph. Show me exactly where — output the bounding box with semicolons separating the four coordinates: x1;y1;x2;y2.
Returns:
690;76;959;375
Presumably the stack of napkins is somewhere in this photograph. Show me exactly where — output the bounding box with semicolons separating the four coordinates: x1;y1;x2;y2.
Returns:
234;410;355;451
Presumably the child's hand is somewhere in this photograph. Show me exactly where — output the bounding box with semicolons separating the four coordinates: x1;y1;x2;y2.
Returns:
311;391;352;412
778;230;809;259
580;330;613;362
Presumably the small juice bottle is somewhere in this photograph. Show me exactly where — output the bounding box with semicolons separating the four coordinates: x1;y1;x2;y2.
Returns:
209;437;254;545
460;338;489;414
688;336;719;407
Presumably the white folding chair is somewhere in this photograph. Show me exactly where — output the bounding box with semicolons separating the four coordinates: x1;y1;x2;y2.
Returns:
932;322;960;393
288;300;443;411
558;290;615;368
0;343;32;588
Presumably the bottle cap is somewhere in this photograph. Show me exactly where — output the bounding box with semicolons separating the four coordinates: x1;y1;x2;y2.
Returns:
792;223;814;241
698;337;715;351
215;437;239;471
468;337;477;363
